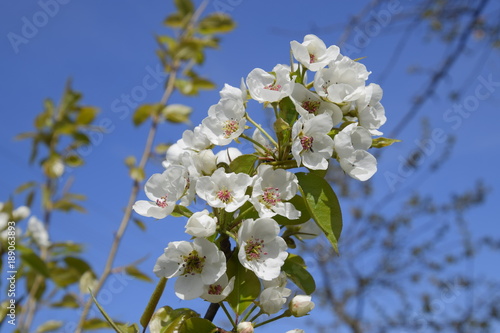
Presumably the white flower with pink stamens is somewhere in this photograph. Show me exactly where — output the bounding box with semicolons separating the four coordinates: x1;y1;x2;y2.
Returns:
153;237;226;300
196;168;252;212
133;166;188;219
237;218;288;281
291;113;334;170
201;274;235;303
250;164;300;219
246;64;294;103
290;34;340;72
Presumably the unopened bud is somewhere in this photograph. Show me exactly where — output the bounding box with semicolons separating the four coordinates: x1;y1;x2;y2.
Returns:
237;321;254;333
289;295;315;317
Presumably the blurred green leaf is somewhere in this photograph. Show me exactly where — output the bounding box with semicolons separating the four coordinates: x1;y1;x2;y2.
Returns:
174;0;195;15
36;320;63;332
198;13;235;34
133;218;147;231
130;167;145;182
90;292;125;332
133;104;163;127
163;104;192;124
82;318;114;330
125;266;152;283
65;154;84;167
51;293;80;308
76;106;98;125
20;249;50;278
371;137;401;148
15;181;37;194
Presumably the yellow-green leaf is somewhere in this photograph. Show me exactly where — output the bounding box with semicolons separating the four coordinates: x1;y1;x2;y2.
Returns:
371;137;401;148
36;320;63;332
198;13;235;34
163;104;192;124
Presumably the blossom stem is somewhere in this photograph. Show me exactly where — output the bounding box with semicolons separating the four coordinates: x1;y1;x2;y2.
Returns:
220;302;236;329
268;159;298;169
242;304;258;322
228;205;256;231
249;310;264;323
240;134;277;160
253;311;291;328
245;112;278;147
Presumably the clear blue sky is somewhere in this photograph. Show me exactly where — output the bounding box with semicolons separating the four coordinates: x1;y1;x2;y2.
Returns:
1;1;499;332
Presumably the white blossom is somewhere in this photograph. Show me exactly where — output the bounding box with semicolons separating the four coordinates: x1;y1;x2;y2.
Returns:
133;166;188;219
196;168;252;212
201;274;235;303
356;83;386;135
291;114;334;170
238;218;288;280
201;99;246;146
237;322;254;333
290;34;340;71
290;83;342;125
289;295;315;317
333;123;377;181
185;210;217;238
27;216;50;248
259;286;292;314
153;238;226;300
250;164;300;219
246;65;294;103
215;147;242;165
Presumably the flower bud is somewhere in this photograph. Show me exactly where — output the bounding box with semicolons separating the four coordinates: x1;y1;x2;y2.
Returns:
237;321;254;333
289;295;315;317
196;149;217;175
215;147;242;165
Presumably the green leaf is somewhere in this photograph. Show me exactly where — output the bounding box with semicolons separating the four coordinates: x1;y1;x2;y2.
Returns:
51;293;80;308
282;254;316;295
125;266;153;282
226;255;260;314
53;199;86;213
14;181;37;194
229;154;258;175
76;106;98;125
116;323;140;333
174;0;195;15
20;250;50;278
371;137;401;148
133;104;162;127
198;13;235;34
154;143;171;154
79;271;97;294
130;167;145;182
64;256;92;275
140;277;167;330
163;13;187;28
163;104;192;124
192;77;216;90
296;172;343;253
273;195;311;226
180;318;217;333
65;154;84;167
124;155;136;168
133;218;147;231
82;318;113;330
36;320;63;332
149;307;199;333
90;291;125;332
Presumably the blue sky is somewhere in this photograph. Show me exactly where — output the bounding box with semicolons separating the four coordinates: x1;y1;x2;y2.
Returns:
1;1;499;332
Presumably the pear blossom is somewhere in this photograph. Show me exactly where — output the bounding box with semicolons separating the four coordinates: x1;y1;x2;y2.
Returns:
290;34;340;71
237;322;254;333
133;166;188;219
201;98;246;146
356;83;386;135
196;168;252;212
246;64;294;103
153;237;226;300
290;83;342;125
185;210;217;238
314;55;370;103
27;216;50;248
333;123;377;181
289;295;315;317
250;164;300;219
291;113;334;170
220;79;247;104
215;147;242;165
201;274;235;303
286;330;305;333
238;218;288;280
259;285;292;314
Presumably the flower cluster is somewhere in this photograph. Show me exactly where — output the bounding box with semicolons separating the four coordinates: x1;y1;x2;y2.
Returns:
134;34;391;330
